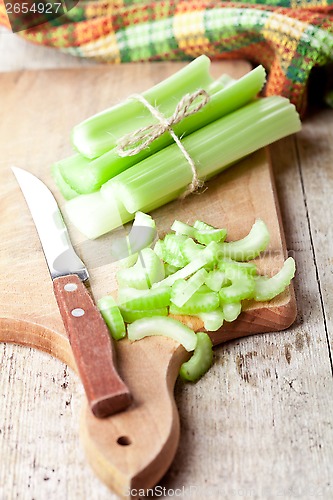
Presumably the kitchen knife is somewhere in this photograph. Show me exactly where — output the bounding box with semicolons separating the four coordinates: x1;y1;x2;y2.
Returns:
11;167;132;418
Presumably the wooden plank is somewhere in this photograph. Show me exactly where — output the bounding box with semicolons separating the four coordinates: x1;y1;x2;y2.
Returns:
294;108;333;358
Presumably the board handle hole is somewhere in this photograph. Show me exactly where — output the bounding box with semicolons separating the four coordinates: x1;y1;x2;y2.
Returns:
117;435;131;446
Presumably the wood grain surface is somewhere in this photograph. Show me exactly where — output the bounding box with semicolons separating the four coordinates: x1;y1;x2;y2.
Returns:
0;32;332;500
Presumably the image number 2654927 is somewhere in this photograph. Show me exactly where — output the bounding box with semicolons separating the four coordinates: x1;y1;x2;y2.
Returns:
4;0;79;33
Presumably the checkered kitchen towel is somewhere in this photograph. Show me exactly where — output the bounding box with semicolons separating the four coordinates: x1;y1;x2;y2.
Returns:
1;0;332;115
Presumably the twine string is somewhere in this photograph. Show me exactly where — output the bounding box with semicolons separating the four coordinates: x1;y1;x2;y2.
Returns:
116;89;210;196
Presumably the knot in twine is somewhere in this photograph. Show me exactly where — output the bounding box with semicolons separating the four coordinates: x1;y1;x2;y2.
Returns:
116;89;210;197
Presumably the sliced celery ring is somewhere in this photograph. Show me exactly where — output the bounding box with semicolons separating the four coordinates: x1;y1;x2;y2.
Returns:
219;268;255;304
216;219;270;262
127;317;198;352
98;296;126;340
180;332;213;382
254;257;296;301
222;302;242;322
197;309;224;331
171;269;208;308
120;307;168;323
117;247;164;289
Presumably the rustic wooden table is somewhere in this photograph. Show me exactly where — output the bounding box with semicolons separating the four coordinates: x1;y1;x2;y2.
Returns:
0;28;332;500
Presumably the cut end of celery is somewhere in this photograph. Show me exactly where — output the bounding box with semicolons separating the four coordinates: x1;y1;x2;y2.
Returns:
52;162;79;200
65;190;132;239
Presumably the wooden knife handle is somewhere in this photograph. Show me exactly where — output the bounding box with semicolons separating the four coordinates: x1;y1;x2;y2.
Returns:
53;274;132;418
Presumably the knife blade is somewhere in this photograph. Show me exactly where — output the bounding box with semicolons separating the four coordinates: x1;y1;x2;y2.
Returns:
12;167;132;418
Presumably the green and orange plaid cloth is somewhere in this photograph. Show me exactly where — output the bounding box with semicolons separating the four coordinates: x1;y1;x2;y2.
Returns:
1;0;332;115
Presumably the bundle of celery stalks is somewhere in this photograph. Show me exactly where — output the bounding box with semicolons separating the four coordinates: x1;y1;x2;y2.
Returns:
53;55;301;240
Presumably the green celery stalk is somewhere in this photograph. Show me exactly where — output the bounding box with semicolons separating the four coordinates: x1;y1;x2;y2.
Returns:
104;96;300;214
55;66;265;195
103;96;299;213
72;55;218;159
64;189;178;240
65;96;301;239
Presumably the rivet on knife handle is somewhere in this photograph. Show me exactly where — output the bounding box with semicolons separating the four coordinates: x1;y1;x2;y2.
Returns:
53;275;131;418
11;166;132;418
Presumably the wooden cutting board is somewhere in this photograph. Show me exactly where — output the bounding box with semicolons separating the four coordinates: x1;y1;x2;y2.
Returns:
0;62;296;497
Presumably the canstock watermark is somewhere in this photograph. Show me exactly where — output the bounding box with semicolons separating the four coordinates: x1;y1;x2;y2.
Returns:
124;484;327;498
4;0;79;33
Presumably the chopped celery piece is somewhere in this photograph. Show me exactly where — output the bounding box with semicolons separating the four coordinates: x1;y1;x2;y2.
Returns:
195;228;227;245
120;307;168;323
164;263;181;277
97;296;126;340
254;257;296;301
222;302;242;322
218;258;258;276
72;55;218;159
127;211;156;254
219;268;255;303
127;317;197;351
205;269;228;292
136;247;165;287
118;253;139;269
117;247;164;289
117;285;169;302
193;220;227;245
217;220;270;261
180;332;213;382
153;241;218;288
154;240;164;260
110;211;157;262
197;309;224;331
117;287;143;303
120;286;171;310
181;238;205;261
171;269;208;308
193;220;214;231
170;286;219;314
162;234;188;267
171;220;196;238
116;260;149;290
